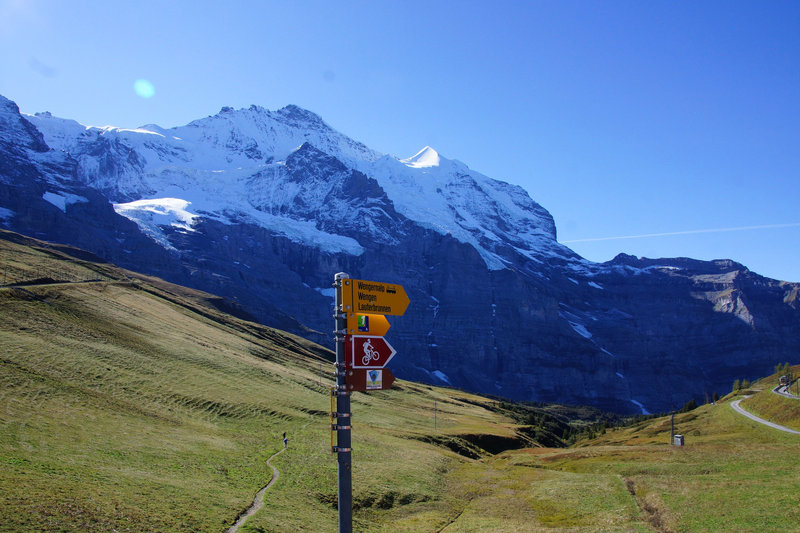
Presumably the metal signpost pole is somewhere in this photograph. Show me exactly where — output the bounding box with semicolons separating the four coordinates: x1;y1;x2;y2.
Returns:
331;275;408;532
334;273;352;533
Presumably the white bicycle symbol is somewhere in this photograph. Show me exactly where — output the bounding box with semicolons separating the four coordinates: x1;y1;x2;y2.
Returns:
361;339;380;365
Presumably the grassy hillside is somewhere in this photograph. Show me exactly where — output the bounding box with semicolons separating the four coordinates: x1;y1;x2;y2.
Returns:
485;374;800;533
3;229;799;532
739;369;800;431
0;230;532;532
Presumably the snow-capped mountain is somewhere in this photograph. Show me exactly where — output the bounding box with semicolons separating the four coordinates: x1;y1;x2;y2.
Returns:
2;93;798;413
25;102;568;270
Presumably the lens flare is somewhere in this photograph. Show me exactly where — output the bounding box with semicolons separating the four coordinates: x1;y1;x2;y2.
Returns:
133;79;155;99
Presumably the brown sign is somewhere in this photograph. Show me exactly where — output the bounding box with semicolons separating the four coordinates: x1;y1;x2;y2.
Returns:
348;335;397;369
346;368;396;391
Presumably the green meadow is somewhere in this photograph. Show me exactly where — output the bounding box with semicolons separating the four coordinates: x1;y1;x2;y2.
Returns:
2;229;799;532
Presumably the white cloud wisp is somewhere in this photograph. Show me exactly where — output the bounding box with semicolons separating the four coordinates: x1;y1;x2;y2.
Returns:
562;223;800;244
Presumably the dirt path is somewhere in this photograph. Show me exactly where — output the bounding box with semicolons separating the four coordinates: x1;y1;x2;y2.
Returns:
225;418;313;533
225;446;286;533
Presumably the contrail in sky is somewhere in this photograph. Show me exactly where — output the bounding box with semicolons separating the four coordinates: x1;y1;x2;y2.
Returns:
561;222;800;243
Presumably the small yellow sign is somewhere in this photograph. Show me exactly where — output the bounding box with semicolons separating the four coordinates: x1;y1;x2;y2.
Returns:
346;313;391;336
340;278;409;316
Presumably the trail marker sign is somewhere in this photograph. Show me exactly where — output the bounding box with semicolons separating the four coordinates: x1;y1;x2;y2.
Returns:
346;368;396;391
348;335;397;369
341;278;409;316
345;313;390;336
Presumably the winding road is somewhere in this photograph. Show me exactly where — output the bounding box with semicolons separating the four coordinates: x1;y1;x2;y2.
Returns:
730;399;800;435
772;384;799;399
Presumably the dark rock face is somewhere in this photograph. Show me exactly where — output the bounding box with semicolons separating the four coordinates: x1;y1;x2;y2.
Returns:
1;94;798;414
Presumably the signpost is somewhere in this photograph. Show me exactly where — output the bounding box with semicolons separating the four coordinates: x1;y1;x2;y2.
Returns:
348;335;397;369
332;273;408;533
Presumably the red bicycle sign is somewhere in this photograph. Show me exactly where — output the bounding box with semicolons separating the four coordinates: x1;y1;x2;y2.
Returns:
348;336;397;369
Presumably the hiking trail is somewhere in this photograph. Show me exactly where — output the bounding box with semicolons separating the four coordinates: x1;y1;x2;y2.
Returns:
226;417;313;533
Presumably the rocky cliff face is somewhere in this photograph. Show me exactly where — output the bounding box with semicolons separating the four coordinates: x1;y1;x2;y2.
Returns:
2;93;798;414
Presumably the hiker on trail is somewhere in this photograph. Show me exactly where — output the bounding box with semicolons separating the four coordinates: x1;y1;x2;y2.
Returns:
282;432;288;448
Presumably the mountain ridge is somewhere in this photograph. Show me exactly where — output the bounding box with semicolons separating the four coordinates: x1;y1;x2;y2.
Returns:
24;98;563;271
2;93;798;414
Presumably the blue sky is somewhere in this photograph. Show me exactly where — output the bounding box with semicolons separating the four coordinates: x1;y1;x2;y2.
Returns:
2;0;798;281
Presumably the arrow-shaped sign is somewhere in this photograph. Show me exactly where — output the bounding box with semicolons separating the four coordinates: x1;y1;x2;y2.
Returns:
346;313;390;336
348;335;397;369
341;279;409;316
345;368;396;391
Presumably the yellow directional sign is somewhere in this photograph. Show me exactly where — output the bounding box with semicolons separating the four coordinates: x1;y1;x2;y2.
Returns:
341;278;409;316
346;313;390;336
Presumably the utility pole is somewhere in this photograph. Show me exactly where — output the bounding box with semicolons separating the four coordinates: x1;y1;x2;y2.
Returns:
333;273;352;533
670;412;675;446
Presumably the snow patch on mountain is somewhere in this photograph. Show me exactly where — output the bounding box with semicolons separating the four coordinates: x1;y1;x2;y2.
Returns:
401;146;441;168
244;209;365;255
568;322;592;339
114;197;197;229
43;191;88;212
428;296;441;319
630;400;651;415
113;198;197;250
113;193;365;256
315;287;336;299
431;370;452;385
372;150;563;269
